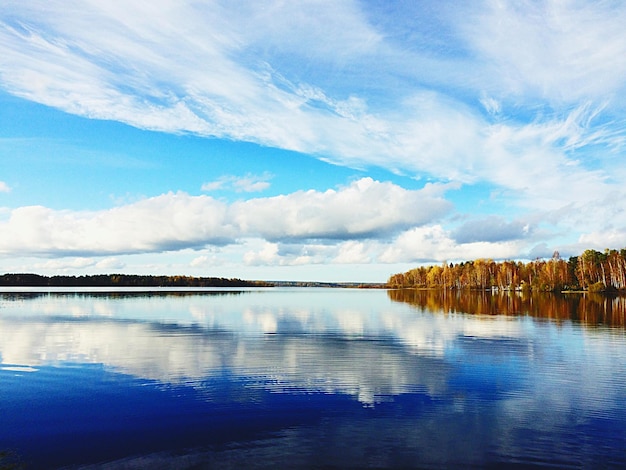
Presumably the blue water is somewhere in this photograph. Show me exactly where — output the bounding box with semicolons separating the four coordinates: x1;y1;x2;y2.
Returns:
1;288;625;468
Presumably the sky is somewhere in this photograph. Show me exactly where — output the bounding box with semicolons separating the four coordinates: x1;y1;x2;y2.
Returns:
1;0;626;282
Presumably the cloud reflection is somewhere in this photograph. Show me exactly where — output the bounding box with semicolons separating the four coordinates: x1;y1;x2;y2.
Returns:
0;290;624;410
0;289;523;405
0;317;451;405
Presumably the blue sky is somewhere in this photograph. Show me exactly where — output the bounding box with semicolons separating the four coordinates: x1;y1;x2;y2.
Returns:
1;0;626;282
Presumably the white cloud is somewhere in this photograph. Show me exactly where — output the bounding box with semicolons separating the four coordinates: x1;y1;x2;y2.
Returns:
464;0;626;102
34;257;96;270
480;94;501;115
241;239;376;267
0;173;620;273
578;230;626;251
380;226;524;264
96;257;126;270
0;181;11;193
199;181;224;192
0;178;450;259
0;0;384;152
231;177;452;241
33;257;125;272
0;0;622;210
0;192;232;256
190;254;223;268
202;173;272;193
333;241;371;264
243;241;279;266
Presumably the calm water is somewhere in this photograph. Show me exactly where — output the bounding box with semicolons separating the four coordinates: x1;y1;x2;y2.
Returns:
1;288;625;469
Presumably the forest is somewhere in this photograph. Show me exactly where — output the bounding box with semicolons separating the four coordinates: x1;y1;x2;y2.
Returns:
387;249;626;293
0;273;271;288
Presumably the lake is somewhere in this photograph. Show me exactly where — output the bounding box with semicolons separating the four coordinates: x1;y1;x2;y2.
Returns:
1;288;625;469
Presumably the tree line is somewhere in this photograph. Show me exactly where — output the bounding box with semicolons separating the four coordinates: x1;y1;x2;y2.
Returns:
0;273;272;288
387;249;626;293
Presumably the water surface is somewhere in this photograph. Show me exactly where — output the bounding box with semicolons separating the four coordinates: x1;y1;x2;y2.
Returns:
1;288;625;468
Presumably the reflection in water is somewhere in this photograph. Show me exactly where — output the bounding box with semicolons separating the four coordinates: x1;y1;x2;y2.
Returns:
388;288;626;327
0;288;247;302
1;289;625;468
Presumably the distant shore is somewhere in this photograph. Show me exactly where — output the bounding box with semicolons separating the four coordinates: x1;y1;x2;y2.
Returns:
0;273;385;289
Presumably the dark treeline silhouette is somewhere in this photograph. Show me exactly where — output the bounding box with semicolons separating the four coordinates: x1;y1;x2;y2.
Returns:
388;289;626;328
387;249;626;293
0;273;272;288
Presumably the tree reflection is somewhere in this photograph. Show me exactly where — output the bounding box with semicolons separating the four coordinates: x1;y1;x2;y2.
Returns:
0;290;247;302
388;289;626;327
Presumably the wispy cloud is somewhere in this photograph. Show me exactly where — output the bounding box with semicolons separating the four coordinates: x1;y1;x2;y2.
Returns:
463;0;626;103
34;257;125;272
0;181;10;193
201;173;272;193
1;1;623;203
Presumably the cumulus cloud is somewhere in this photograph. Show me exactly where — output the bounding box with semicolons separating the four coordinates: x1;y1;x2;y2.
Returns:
242;239;374;267
380;226;524;264
231;178;452;241
243;241;280;267
578;230;626;251
0;178;450;259
0;173;617;271
333;241;371;264
0;192;233;256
